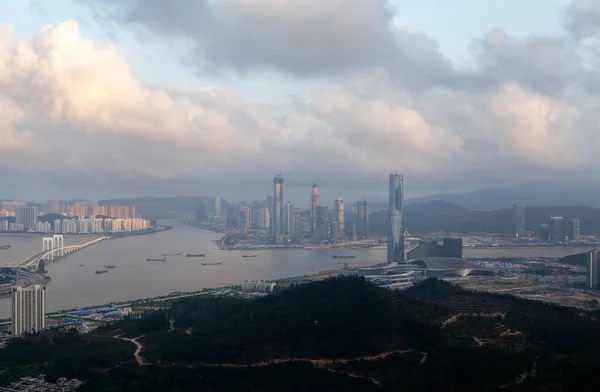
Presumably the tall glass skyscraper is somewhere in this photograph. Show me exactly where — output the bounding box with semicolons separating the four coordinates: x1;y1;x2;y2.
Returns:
311;183;320;236
388;173;404;263
273;174;285;243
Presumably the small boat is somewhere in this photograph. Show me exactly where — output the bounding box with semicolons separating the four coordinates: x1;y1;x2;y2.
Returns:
104;264;116;268
0;244;11;250
146;258;167;262
242;254;259;258
78;264;84;267
332;255;356;259
95;270;108;274
162;251;185;256
186;253;207;258
201;261;224;266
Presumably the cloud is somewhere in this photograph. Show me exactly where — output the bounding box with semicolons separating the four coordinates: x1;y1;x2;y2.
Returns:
2;0;600;201
564;0;600;39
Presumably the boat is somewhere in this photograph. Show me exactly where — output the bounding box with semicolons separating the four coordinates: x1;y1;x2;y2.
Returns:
0;244;11;250
146;258;167;262
162;251;185;256
332;255;356;259
201;261;224;266
186;253;207;257
95;270;108;274
104;264;116;268
78;264;84;267
242;254;259;258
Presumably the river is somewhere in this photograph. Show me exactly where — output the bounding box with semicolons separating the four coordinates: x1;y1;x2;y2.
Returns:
0;222;595;318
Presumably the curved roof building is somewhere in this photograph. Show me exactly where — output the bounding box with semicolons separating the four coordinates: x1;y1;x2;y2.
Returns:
410;257;494;277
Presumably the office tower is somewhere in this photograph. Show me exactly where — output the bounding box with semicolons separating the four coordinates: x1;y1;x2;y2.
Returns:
540;224;551;241
273;174;285;243
290;213;304;238
346;220;357;241
514;204;526;237
567;218;580;241
266;196;274;214
356;201;369;239
238;207;250;235
11;285;46;336
442;238;463;258
388;173;404;263
334;198;344;242
316;206;329;241
311;183;320;236
214;196;222;218
283;202;292;236
195;200;208;223
16;206;38;228
586;250;600;289
550;216;566;242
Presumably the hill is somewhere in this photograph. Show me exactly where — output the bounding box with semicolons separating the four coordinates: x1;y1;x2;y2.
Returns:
3;278;600;391
405;181;600;210
368;200;600;236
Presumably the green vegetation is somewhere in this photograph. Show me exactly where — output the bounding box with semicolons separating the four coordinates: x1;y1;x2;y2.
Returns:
4;277;600;391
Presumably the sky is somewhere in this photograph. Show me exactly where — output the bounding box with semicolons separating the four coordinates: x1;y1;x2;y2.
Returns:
1;0;599;205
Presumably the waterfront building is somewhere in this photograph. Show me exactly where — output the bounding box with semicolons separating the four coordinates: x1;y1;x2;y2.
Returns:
16;206;38;228
407;238;463;260
311;183;320;236
214;196;222;218
273;174;285;243
8;222;24;232
11;285;46;336
0;220;8;231
388;173;404;263
290;213;304;238
550;216;566;242
586;250;600;289
356;201;369;239
567;218;580;241
346;220;357;241
316;206;329;241
36;221;51;233
514;204;526;237
283;202;292;236
238;207;250;235
334;198;344;242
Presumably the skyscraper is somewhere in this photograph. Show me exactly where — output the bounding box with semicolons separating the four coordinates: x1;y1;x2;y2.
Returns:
514;204;526;237
316;206;329;241
567;218;580;241
334;198;344;242
283;202;292;236
16;206;38;228
273;174;285;243
238;207;250;235
550;216;566;242
388;173;404;263
586;250;600;289
11;285;46;336
311;183;320;236
214;196;222;218
356;201;369;239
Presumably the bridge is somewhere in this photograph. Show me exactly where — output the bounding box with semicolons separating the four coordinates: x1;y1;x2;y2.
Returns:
13;236;109;270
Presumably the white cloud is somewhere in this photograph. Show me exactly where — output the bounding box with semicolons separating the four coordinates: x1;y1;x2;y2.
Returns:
2;0;600;200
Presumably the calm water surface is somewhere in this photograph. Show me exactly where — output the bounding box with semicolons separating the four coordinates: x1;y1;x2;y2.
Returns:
0;223;594;318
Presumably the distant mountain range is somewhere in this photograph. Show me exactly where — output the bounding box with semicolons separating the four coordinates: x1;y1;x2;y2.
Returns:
367;200;600;236
368;181;600;211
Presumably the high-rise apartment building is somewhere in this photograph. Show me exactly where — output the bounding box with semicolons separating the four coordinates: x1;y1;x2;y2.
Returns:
334;198;344;242
1;200;27;214
568;218;580;241
272;174;285;243
514;204;526;237
238;207;250;235
11;285;46;336
16;206;38;228
586;250;600;289
311;183;320;236
356;201;369;239
388;173;404;263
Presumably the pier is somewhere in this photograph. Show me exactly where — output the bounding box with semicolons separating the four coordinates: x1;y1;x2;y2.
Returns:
12;236;109;270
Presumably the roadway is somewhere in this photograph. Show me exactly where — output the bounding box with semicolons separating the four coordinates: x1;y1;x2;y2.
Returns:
11;237;108;270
